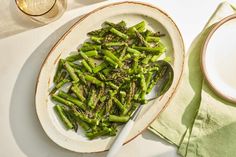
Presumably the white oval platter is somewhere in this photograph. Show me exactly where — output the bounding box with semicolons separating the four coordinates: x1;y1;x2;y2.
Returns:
35;1;185;153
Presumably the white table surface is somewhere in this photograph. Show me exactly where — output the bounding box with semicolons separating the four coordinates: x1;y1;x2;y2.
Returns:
1;0;235;157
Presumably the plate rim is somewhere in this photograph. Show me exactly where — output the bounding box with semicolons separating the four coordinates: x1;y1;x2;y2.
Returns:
35;1;185;153
201;13;236;103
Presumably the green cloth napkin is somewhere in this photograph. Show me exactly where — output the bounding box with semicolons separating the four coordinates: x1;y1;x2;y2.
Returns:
149;2;236;157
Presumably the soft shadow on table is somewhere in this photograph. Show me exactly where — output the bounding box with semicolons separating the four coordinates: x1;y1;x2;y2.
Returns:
67;0;106;11
2;0;105;39
9;0;40;28
153;151;179;157
142;131;180;157
0;0;41;39
74;0;105;5
9;15;106;157
142;131;177;147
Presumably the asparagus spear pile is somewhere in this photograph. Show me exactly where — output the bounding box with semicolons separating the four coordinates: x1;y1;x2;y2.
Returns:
50;20;169;139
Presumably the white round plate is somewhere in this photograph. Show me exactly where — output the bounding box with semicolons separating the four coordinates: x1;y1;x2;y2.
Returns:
202;14;236;103
35;1;185;153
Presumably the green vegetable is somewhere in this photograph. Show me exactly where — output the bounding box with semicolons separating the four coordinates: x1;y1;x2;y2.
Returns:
93;62;107;73
80;44;101;51
71;107;99;125
53;59;64;83
132;45;166;54
52;94;74;107
109;115;130;123
113;97;127;115
134;28;150;47
127;47;144;57
70;84;86;102
49;20;172;140
106;82;119;90
103;50;123;67
81;60;92;73
64;61;79;82
80;51;95;68
110;28;129;40
128;21;146;34
90;36;103;44
146;36;160;42
84;74;104;87
50;78;70;95
66;53;80;62
58;90;86;110
142;54;152;64
104;56;118;68
83;50;98;57
54;105;73;129
105;42;126;47
87;88;96;109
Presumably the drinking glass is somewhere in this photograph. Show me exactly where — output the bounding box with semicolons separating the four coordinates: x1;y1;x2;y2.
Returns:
15;0;67;24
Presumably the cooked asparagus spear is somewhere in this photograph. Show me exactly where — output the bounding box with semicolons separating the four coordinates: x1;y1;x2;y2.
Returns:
54;104;73;129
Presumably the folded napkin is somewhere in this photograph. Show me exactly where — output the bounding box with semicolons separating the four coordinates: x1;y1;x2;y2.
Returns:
149;2;236;157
